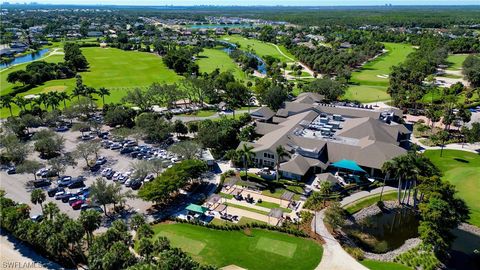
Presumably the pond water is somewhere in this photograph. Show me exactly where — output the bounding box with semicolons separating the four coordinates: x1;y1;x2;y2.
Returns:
344;208;419;253
220;41;266;75
0;48;50;69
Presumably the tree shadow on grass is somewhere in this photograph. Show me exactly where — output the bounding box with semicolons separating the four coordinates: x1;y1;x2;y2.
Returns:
453;158;470;163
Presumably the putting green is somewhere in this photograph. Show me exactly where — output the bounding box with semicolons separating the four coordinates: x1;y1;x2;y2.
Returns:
256;237;297;258
344;85;391;103
424;150;480;227
149;223;323;270
446;54;469;70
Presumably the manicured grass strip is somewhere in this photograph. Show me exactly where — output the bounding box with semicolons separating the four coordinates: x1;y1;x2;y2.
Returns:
210;216;267;226
360;259;412;270
151;223;323;270
220;193;234;199
446;54;469;70
256;201;292;213
197;48;247;80
344;191;398;214
222;35;295;63
343;85;391;103
225;202;269;215
424;150;480;227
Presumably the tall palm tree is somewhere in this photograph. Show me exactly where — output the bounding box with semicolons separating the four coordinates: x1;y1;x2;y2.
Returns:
381;154;419;205
239;144;254;181
97;87;110;106
78;210;102;247
275;145;290;181
13;96;29;111
71;86;84;101
0;95;14;116
58;91;70;109
47;92;60;110
30;189;46;214
38;93;49;110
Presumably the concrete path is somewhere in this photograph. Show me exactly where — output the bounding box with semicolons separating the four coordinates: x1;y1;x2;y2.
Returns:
312;186;396;270
0;233;63;270
411;136;480;154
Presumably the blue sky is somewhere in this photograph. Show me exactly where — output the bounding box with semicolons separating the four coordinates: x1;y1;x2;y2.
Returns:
15;0;480;6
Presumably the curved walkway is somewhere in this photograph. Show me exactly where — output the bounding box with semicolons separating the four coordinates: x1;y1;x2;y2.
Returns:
411;136;480;154
312;186;396;270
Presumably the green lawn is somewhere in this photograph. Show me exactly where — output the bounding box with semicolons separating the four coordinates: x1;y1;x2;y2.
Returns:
256;201;292;213
424;150;480;227
151;223;323;270
222;35;295;63
225;202;270;215
446;54;469;70
360;259;412;270
344;42;414;103
1;47;182;117
197;48;247;80
344;191;398;214
344;85;391;103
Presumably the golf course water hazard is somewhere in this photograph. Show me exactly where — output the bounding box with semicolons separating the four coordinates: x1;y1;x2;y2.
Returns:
345;208;419;253
0;48;49;69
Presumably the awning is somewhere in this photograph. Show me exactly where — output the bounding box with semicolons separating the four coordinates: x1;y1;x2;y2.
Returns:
331;159;366;173
185;204;208;214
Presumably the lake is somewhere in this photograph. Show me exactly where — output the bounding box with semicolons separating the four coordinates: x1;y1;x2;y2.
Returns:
0;48;50;69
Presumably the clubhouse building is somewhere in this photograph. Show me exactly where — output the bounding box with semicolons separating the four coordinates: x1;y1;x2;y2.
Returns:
241;92;411;181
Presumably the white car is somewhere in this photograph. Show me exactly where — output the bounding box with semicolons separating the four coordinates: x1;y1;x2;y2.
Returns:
112;172;121;181
101;168;112;177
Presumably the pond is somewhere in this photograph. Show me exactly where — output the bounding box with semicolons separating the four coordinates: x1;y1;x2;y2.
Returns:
344;208;419;253
0;48;50;69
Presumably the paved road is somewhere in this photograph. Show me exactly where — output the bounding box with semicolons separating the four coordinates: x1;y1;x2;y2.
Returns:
312;186;396;270
0;232;63;270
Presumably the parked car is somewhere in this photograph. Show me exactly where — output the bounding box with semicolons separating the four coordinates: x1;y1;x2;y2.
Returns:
55;126;69;132
48;187;64;197
61;193;74;203
80;134;94;141
36;168;49;176
31;215;44;222
6;166;16;174
90;164;101;172
101;167;112;176
68;196;80;206
105;170;115;180
68;180;85;189
120;147;134;155
72;200;84;210
144;174;155;182
58;176;73;187
96;156;107;165
33;179;51;188
131;180;142;190
110;143;122;150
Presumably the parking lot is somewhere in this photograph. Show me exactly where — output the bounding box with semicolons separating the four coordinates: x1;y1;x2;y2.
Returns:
0;124;170;220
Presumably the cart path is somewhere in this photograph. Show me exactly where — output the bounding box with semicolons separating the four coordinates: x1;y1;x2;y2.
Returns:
312;186;396;270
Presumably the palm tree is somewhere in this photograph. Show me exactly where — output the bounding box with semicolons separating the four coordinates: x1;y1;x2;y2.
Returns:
43;201;60;220
79;210;102;247
275;145;290;181
47;92;60;110
381;154;419;205
97;87;110;106
58;92;70;109
0;95;14;116
30;189;46;214
71;86;84;101
13;96;29;111
239;144;254;181
38;93;49;110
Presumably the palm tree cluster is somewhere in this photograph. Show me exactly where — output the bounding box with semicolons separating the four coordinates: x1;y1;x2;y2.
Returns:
1;86;110;117
381;150;439;207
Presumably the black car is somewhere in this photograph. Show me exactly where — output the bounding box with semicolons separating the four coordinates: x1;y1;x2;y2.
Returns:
68;180;85;189
120;147;134;155
61;193;74;203
33;179;51;188
130;180;142;190
47;187;64;197
105;170;115;179
6;166;16;174
90;164;101;172
130;151;140;158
